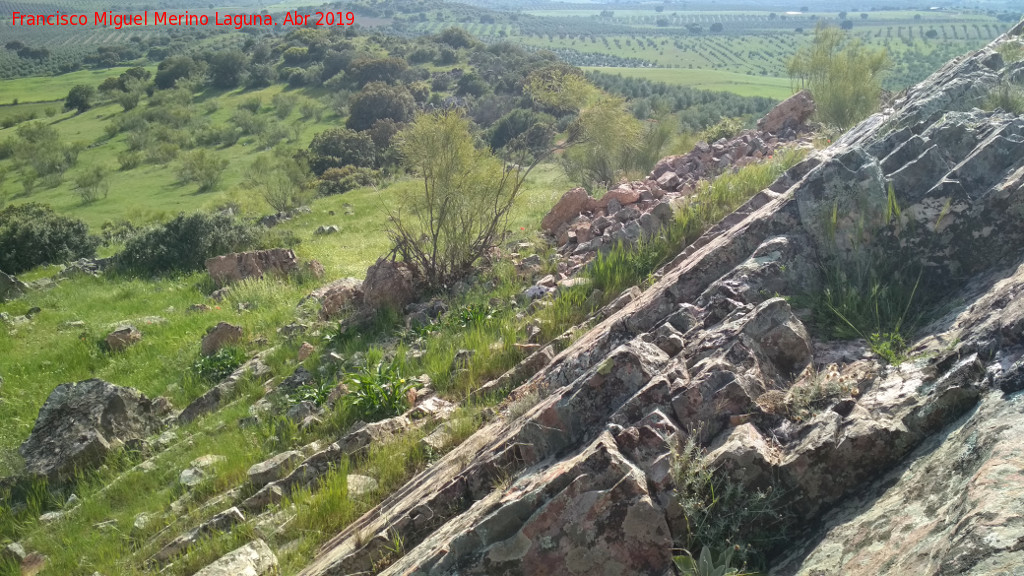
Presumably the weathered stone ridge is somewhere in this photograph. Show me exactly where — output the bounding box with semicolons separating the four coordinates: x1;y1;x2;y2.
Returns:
296;27;1024;576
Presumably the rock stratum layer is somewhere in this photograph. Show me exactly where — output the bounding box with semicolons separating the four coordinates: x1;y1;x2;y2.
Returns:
298;26;1024;576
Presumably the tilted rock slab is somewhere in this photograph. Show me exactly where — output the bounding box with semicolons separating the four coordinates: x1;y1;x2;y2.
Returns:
193;539;278;576
297;27;1024;576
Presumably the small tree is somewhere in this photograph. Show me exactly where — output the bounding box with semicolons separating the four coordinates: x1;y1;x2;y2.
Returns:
386;110;541;289
788;23;890;129
74;165;109;204
64;84;95;113
178;149;227;192
244;152;313;212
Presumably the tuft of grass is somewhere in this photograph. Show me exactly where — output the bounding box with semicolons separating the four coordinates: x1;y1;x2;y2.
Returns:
671;433;792;572
675;146;806;245
805;185;924;365
997;40;1024;64
983;82;1024;115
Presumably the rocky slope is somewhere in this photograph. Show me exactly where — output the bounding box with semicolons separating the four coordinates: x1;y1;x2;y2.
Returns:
294;23;1024;576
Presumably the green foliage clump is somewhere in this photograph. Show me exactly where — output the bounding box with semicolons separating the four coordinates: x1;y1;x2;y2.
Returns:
64;84;95;113
243;151;313;213
675;147;807;245
808;185;923;365
389;109;535;289
112;212;260;275
73;166;109;204
788;23;890;129
317;166;380;196
306;128;376;176
983;82;1024;115
346;82;416;131
674;546;756;576
996;40;1024;64
192;346;247;383
672;434;792;572
698;117;744;143
177;149;228;192
342;354;419;422
0;203;98;274
587;236;676;296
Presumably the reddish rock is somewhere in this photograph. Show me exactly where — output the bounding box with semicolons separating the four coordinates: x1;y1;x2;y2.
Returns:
106;326;141;352
541;187;592;234
304;278;363;320
757;89;815;134
205;249;299;286
201;322;242;356
362;258;416;312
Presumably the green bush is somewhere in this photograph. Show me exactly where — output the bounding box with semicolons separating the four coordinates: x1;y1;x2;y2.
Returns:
0;203;99;274
788;24;889;129
317;166;379;195
342;354;418;422
191;346;246;383
672;434;792;571
698;117;744;143
112;212;260;275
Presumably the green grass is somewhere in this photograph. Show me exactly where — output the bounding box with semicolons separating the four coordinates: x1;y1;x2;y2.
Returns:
0;68;150;105
583;66;793;99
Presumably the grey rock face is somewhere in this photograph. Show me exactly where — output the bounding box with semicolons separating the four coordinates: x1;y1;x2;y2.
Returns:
292;29;1024;576
192;539;278;576
20;379;162;481
0;269;28;302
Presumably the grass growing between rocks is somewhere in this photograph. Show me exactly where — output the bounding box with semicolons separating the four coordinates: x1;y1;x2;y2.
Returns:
671;434;793;574
675;146;807;246
803;185;926;365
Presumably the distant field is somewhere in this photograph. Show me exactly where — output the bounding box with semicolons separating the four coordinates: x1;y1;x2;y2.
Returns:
583;66;793;99
407;8;1006;95
0;67;145;104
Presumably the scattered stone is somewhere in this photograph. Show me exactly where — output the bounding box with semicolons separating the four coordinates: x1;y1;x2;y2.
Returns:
206;249;299;286
541;187;591;234
20;379;162;481
302;277;363;320
362;258;417;312
153;507;245;563
248;451;304;490
0;269;28;301
201;322;242;356
757;89;815;134
285;401;318;423
105;325;141;352
347;475;378;498
193;539;278;576
314;225;339;235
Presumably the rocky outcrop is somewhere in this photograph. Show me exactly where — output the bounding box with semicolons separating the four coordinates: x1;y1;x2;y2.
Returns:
178;351;271;424
20;379;164;480
296;28;1024;576
537;95;815;276
302;277;363;320
105;325;141;352
193;539;278;576
0;270;28;301
363;258;417;312
205;249;299;286
201;322;242;356
757;89;815;134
